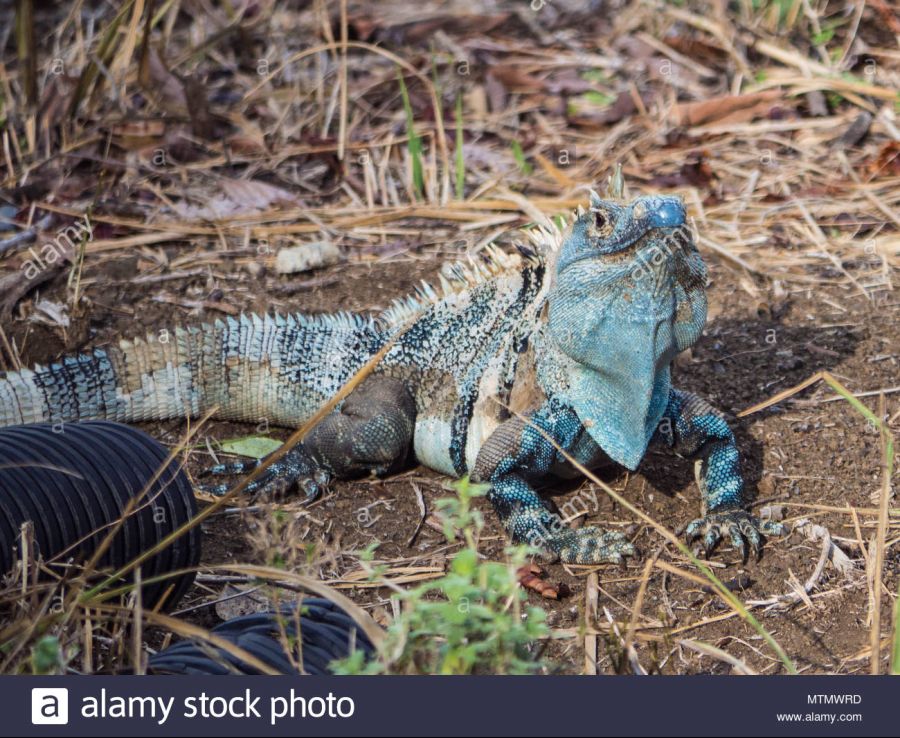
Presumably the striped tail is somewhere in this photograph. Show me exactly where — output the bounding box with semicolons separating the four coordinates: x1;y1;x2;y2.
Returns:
0;312;383;429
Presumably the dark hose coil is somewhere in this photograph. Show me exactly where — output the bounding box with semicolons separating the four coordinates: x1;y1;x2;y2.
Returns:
147;599;377;675
0;421;200;610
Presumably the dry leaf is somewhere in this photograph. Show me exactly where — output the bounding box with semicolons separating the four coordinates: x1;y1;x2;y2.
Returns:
173;178;302;220
141;46;188;113
517;563;569;599
672;90;782;127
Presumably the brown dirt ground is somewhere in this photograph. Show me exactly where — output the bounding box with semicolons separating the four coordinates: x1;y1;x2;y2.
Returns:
8;237;898;675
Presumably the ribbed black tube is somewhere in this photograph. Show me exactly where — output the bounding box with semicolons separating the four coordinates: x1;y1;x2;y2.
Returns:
147;599;377;675
0;421;200;610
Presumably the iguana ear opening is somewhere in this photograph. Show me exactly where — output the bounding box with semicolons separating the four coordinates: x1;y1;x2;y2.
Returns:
589;202;615;238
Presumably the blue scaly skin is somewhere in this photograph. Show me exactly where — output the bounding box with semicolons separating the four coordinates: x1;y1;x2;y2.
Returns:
0;191;781;564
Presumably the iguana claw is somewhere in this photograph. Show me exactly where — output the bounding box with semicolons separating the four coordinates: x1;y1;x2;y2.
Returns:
684;510;782;562
198;445;330;502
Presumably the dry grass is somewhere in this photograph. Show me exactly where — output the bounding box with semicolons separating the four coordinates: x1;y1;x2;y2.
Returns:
0;0;897;675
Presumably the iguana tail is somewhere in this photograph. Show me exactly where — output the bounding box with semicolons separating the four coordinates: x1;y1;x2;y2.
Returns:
0;313;383;428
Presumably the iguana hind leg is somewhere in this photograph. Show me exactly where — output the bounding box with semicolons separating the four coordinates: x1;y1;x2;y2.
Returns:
472;400;635;565
200;375;416;500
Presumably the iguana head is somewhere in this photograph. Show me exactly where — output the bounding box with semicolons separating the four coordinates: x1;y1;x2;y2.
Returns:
553;191;707;350
545;192;708;469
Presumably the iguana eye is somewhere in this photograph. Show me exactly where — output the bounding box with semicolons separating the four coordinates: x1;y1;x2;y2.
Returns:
593;210;606;229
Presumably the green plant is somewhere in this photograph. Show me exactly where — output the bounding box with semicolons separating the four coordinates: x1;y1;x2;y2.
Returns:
510;140;533;176
333;477;549;674
397;70;425;199
454;92;465;200
30;635;67;675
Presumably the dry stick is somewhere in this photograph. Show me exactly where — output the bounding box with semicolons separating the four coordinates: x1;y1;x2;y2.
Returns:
584;571;598;675
83;611;93;674
0;322;21;372
776;501;898;518
132;567;143;674
816;386;900;404
38;197;588;240
838;0;867;68
679;639;757;676
850;507;870;571
744;522;848;609
654;559;711;588
507;407;798;674
336;0;348;162
623;554;657;668
871;393;892;675
836;150;900;229
405;483;427;548
738;371;896;674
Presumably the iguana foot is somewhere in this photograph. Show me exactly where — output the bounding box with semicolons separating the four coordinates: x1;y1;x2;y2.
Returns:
198;445;330;502
551;526;637;565
684;509;783;561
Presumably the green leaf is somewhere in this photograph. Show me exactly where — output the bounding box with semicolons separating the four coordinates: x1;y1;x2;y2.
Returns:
811;28;834;45
510;140;532;175
31;636;62;675
450;548;478;577
580;69;608;83
398;70;425;199
217;435;282;459
583;90;615;107
455;92;465;200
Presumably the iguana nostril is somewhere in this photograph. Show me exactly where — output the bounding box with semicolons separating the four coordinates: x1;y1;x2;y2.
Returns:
649;198;686;228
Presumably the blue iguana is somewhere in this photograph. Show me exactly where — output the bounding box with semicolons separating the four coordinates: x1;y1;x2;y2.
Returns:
0;192;781;563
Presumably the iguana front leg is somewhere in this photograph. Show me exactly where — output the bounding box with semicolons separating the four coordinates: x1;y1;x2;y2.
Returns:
471;400;635;565
654;388;782;560
200;375;416;499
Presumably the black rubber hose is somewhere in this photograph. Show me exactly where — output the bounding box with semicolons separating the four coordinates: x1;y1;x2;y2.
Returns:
147;599;377;675
0;421;200;610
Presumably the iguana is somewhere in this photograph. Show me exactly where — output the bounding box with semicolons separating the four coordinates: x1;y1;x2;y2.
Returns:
0;192;781;564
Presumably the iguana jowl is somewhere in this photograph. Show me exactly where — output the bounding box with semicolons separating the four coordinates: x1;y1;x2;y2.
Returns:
0;193;780;564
